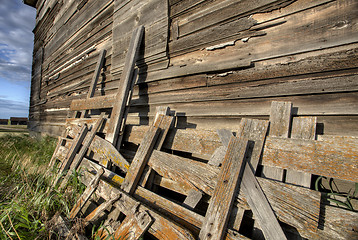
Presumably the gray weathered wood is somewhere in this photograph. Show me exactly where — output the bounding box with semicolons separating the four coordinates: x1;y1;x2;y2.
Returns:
121;126;160;194
242;162;287;240
69;168;104;219
199;136;248;240
106;26;145;147
262;101;292;181
286;116;316;187
183;190;203;210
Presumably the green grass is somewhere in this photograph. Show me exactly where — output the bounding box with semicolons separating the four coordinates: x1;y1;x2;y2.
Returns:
0;134;85;239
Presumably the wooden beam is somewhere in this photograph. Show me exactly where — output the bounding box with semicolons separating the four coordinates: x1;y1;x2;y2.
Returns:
87;50;107;99
199;136;248;240
241;162;287;240
262;136;358;183
106;26;145;147
121;126;160;194
70;94;116;111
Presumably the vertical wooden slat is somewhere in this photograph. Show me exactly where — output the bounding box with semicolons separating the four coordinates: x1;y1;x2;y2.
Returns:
106;26;145;147
286;116;317;187
199;136;248;240
261;101;292;181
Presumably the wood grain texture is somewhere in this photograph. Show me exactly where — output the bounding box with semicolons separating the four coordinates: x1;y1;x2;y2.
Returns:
199;136;248;240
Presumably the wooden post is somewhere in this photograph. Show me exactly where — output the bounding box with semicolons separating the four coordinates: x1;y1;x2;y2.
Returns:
199;136;248;240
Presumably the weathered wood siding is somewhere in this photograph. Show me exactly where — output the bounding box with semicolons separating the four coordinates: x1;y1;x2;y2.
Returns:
29;0;358;137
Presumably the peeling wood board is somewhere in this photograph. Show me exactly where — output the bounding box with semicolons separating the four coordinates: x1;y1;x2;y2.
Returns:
121;126;160;195
199;136;248;240
80;171;196;240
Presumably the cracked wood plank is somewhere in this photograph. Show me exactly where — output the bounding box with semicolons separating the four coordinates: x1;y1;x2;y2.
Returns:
199;136;248;240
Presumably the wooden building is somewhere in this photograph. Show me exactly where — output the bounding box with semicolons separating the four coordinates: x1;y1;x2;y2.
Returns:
24;0;358;239
10;117;28;125
25;0;358;137
0;119;8;125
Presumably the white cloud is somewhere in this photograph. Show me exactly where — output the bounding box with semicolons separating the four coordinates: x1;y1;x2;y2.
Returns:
0;0;36;82
0;96;29;118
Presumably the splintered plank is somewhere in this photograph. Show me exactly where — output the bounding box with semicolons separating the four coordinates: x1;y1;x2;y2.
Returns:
261;101;292;181
113;208;153;240
59;114;105;190
286;116;316;187
241;163;287;240
70;94;116;111
106;26;145;147
199;136;248;240
80;171;196;240
69;168;104;219
121;126;160;194
261;136;358;183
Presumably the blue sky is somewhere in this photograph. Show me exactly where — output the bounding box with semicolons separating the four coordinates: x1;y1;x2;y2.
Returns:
0;0;36;119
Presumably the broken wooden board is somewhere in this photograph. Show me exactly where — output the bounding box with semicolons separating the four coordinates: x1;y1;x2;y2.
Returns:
80;171;196;240
121;126;160;194
261;136;358;183
69;168;104;219
199;136;248;240
113;208;154;240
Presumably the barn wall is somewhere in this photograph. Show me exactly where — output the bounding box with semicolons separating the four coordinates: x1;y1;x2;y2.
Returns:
29;0;358;137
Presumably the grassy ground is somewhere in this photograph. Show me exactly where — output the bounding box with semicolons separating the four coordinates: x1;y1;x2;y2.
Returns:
0;134;85;239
